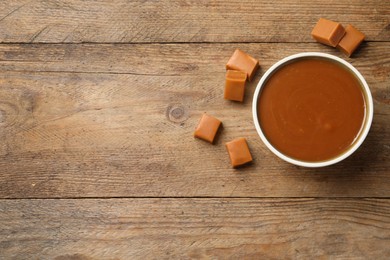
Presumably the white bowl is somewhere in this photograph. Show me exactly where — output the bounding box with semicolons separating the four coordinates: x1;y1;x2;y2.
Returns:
252;52;374;167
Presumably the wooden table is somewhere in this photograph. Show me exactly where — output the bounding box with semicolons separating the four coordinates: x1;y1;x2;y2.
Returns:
0;1;389;259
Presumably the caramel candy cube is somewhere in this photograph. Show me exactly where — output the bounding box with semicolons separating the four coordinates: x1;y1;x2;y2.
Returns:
226;49;259;81
224;70;247;102
311;18;345;47
226;137;253;168
194;114;222;144
337;25;365;57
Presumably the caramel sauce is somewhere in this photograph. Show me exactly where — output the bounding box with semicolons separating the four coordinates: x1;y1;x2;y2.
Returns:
257;58;366;162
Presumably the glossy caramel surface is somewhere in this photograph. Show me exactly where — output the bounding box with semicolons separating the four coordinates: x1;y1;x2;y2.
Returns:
257;58;366;162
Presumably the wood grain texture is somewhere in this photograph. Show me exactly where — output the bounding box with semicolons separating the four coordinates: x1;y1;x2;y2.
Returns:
0;0;388;43
1;198;389;259
1;1;389;259
0;43;389;198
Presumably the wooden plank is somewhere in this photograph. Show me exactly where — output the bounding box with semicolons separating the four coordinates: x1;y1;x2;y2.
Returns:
0;43;389;198
0;0;388;43
0;198;389;259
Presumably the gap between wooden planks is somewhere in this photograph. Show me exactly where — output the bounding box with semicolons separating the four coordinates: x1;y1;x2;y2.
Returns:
0;1;389;259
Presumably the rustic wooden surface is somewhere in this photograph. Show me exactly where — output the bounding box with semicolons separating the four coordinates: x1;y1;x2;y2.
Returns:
0;0;389;259
0;0;388;43
1;199;390;259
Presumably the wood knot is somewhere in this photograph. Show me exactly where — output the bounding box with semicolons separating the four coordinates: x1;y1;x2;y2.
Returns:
0;101;18;127
166;104;189;123
0;87;38;131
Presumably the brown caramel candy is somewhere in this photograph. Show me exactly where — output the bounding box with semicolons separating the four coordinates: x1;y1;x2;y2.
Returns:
311;18;345;47
194;114;222;143
224;70;247;102
226;49;259;81
226;137;253;168
337;25;365;57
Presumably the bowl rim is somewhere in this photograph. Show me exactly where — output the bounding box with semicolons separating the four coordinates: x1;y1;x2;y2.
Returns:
252;52;374;168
